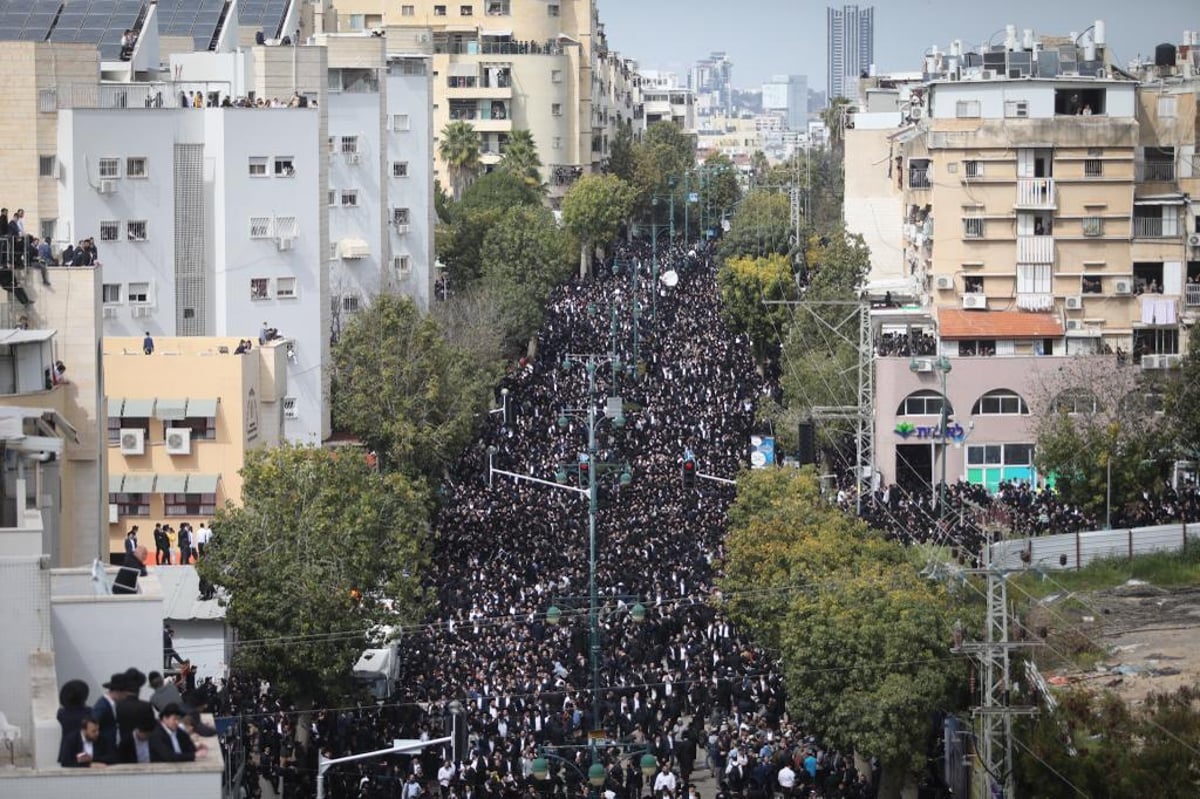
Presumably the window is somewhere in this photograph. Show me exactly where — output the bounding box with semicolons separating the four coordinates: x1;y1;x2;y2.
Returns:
1082;216;1103;237
342;295;361;313
963;276;984;294
908;158;930;189
552;103;562;116
401;5;415;15
955;100;980;118
39;155;57;178
167;416;216;442
394;255;411;277
1004;100;1029;118
962;218;984;238
1157;96;1177;118
552;137;562;150
897;390;952;417
393;207;410;227
328;190;337;206
251;278;270;299
109;415;150;444
250;217;272;238
963;160;983;179
1053;388;1099;415
551;70;563;83
972;390;1029;415
128;282;150;304
283;397;299;419
329;242;339;261
340;135;359;154
548;3;559;16
341;190;359;207
1084;159;1102;177
98;157;121;178
1017;263;1051;295
392;114;410;131
392;161;409;178
1054;88;1106;115
110;492;151;517
102;284;121;304
249;157;268;177
967;443;1035;492
460;4;473;15
348;13;365;31
274;216;298;238
39;219;55;240
100;220;121;241
274;157;295;177
434;5;446;15
126;220;148;241
126;157;147;178
1082;275;1103;294
486;0;509;13
276;277;297;298
164;493;217;517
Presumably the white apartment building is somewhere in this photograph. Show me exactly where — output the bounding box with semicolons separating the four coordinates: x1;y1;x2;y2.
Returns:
56;102;330;443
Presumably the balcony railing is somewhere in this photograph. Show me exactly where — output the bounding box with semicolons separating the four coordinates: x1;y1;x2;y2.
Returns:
1186;284;1200;307
1132;217;1173;238
1016;177;1055;208
1016;235;1054;264
908;168;931;189
1135;161;1176;182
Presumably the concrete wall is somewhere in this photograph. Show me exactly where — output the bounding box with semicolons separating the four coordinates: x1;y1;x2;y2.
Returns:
386;57;436;309
170;619;230;682
845;127;905;283
0;555;52;761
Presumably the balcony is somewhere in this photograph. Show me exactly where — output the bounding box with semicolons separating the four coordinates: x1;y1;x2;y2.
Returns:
1132;217;1175;238
1186;284;1200;308
1016;235;1054;264
1135;161;1176;183
908;168;931;190
1015;177;1056;209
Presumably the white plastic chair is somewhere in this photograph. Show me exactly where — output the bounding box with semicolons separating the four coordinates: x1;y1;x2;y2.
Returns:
0;710;20;766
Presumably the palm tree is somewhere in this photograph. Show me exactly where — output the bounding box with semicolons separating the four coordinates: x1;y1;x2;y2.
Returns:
499;129;543;190
439;121;481;200
821;97;853;151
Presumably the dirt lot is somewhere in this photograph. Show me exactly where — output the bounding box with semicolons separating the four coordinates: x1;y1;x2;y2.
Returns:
1032;584;1200;703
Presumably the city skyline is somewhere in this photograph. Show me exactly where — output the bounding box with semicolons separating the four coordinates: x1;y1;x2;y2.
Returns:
601;0;1200;90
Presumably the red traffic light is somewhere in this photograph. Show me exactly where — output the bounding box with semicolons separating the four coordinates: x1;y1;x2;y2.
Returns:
683;461;695;471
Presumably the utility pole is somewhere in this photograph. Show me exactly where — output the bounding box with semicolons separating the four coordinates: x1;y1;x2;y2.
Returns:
952;516;1039;799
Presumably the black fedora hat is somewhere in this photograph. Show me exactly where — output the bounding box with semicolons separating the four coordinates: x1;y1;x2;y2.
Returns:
102;672;127;691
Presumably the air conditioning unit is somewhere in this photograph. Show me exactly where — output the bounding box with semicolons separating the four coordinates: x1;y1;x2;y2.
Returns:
909;106;925;120
912;358;934;373
108;503;119;524
934;275;955;290
1188;233;1200;247
277;236;296;251
1141;354;1163;370
962;293;987;310
131;305;152;318
1114;279;1132;295
97;179;117;195
394;224;410;235
980;69;996;80
1065;319;1084;331
102;306;118;318
119;428;145;455
165;428;191;455
345;152;361;165
1065;295;1083;310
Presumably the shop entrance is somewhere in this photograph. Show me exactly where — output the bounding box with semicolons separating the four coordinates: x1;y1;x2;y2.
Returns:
896;443;933;497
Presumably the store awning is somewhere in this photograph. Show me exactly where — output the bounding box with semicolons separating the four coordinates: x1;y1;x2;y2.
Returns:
155;473;190;494
109;474;126;494
339;238;370;259
121;398;156;418
1133;193;1187;206
937;309;1064;340
481;29;511;37
107;398;125;418
122;473;156;493
187;474;221;494
442;24;478;33
186;398;219;418
155;398;188;420
0;328;56;345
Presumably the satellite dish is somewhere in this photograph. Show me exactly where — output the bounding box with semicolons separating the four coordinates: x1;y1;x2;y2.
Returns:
661;270;679;287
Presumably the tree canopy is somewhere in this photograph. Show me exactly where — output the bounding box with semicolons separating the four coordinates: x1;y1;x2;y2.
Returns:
197;445;430;699
562;173;636;274
498;129;544;190
439;120;481;200
439;170;543;289
331;294;495;480
716;253;796;365
720;468;962;797
1165;323;1200;461
717;190;793;261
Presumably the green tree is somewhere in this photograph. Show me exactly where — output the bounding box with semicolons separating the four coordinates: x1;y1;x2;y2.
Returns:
607;122;636;182
629;121;697;215
720;468;963;798
1166;323;1200;461
717;190;793;261
716;254;796;364
481;204;576;350
331;294;494;479
1031;357;1174;520
439;171;542;289
439;120;481;200
197;445;430;699
499;129;544;189
822;96;853;151
562;173;636;277
698;154;741;231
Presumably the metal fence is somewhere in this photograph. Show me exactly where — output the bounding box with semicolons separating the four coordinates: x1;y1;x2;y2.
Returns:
990;521;1196;570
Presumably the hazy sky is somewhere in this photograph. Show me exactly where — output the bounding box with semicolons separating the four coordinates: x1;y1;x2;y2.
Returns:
600;0;1200;90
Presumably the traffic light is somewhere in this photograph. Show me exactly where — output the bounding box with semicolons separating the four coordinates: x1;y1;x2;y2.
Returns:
578;458;591;486
681;459;697;489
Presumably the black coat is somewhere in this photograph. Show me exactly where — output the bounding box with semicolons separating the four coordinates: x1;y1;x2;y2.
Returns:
60;729;117;767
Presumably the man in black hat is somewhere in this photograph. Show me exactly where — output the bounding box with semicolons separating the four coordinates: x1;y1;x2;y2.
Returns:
112;544;148;595
115;668;153;762
150;703;206;762
91;673;130;752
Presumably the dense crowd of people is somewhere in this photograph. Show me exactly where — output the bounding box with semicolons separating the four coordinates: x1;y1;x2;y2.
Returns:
204;240;875;798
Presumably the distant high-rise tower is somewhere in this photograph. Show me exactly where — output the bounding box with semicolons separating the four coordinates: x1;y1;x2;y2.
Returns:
827;4;874;102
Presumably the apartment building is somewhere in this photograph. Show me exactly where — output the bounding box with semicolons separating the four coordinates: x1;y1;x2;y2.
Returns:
325;0;630;199
855;24;1200;496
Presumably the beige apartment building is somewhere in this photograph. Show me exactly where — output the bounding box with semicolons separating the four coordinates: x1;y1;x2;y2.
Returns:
102;337;290;557
851;28;1200;495
323;0;634;199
